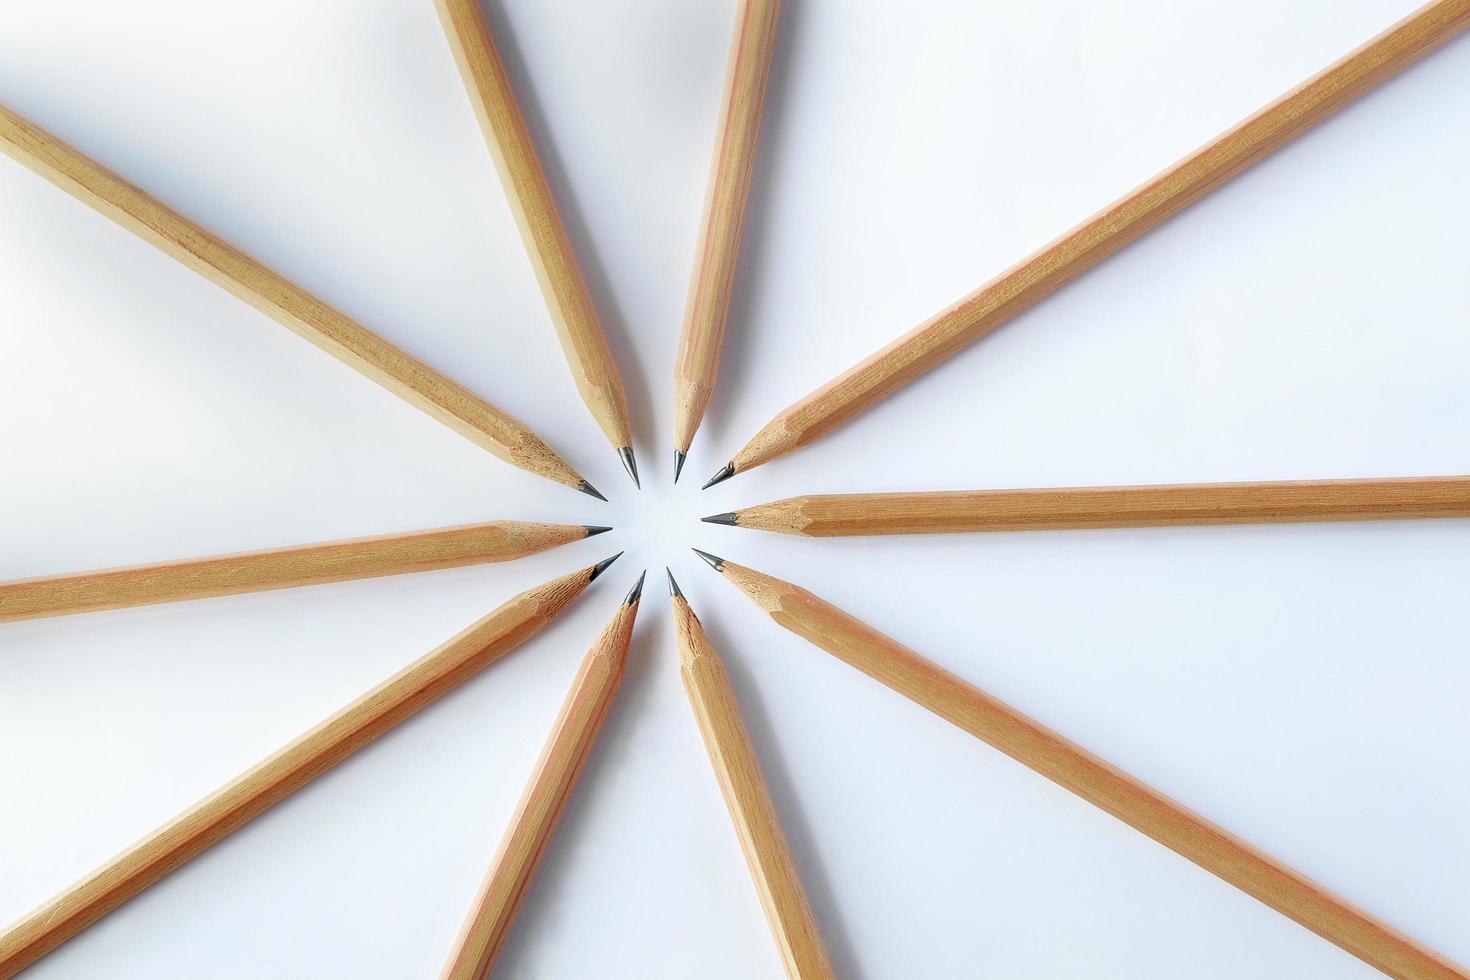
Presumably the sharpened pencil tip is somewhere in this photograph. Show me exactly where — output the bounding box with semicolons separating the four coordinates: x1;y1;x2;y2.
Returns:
589;552;623;582
578;480;608;502
701;463;735;490
692;548;725;572
583;525;613;537
618;447;640;489
624;570;646;604
666;567;683;598
673;450;686;483
702;512;738;527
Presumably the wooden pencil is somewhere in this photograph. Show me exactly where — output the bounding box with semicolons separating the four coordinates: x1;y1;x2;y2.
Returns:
673;0;783;482
704;475;1470;536
694;551;1468;980
440;572;644;980
0;555;620;975
702;0;1470;487
671;572;836;980
0;521;612;623
435;0;638;487
0;104;601;498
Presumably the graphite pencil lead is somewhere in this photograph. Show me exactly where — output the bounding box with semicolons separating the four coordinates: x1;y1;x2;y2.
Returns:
578;480;608;502
583;525;613;537
692;549;725;572
666;568;683;598
624;570;647;604
673;450;687;484
589;552;623;582
702;512;738;526
702;463;735;490
618;446;641;488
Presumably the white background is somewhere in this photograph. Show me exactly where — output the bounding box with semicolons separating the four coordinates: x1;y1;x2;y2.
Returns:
1;1;1467;976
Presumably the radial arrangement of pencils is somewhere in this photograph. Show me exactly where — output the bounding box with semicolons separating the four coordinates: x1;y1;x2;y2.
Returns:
2;1;1468;978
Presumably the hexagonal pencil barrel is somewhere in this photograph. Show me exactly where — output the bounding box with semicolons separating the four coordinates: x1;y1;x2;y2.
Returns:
434;0;636;483
671;574;835;980
708;0;1470;482
440;571;643;979
700;555;1468;980
0;103;593;493
0;558;617;975
672;0;783;469
705;475;1470;536
0;521;612;623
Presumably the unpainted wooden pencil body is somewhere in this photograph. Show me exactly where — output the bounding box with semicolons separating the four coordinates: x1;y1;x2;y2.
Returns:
0;104;589;491
675;594;835;980
710;558;1467;980
674;0;783;459
441;592;639;980
720;0;1470;478
435;0;633;457
0;564;603;975
722;475;1470;536
0;521;598;622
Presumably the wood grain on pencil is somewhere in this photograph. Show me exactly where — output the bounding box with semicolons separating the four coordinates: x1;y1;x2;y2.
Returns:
0;561;608;975
709;557;1467;980
0;104;591;492
717;0;1470;478
435;0;633;461
675;590;835;980
0;521;603;623
674;0;783;461
714;475;1470;536
441;582;641;980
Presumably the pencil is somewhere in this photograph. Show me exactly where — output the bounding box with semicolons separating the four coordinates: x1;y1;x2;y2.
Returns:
673;0;783;483
703;475;1470;536
435;0;638;488
693;550;1468;980
0;104;602;499
671;570;836;980
440;571;644;980
702;0;1470;488
0;521;613;623
0;554;620;975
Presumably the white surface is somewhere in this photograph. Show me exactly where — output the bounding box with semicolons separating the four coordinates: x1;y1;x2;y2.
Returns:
1;1;1467;976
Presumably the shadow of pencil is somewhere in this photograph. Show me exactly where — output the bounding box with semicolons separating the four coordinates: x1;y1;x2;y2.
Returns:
478;1;657;476
699;605;870;980
698;0;809;458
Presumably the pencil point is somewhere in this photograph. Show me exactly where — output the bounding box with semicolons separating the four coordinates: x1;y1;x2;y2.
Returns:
624;570;647;604
618;447;640;488
666;567;683;598
589;552;623;582
701;463;735;490
692;548;725;572
583;525;613;537
673;450;686;483
578;480;608;502
702;512;738;527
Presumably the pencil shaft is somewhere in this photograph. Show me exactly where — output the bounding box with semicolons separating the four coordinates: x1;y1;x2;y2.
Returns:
0;565;598;975
674;0;783;455
714;560;1466;980
0;521;593;622
727;0;1470;474
441;599;637;980
729;475;1470;536
0;104;587;490
436;0;632;452
675;597;835;980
